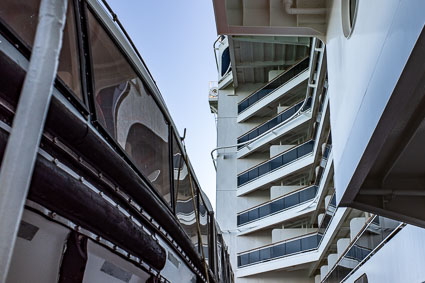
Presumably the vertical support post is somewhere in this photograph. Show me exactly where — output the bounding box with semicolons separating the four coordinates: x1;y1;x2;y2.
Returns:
0;0;68;281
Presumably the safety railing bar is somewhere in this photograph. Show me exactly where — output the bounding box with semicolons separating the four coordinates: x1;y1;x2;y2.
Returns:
237;184;316;215
238;56;309;106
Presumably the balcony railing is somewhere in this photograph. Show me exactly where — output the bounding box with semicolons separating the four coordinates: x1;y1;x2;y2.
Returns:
237;233;322;267
323;216;403;283
237;185;318;226
237;57;310;114
237;97;312;149
237;140;315;187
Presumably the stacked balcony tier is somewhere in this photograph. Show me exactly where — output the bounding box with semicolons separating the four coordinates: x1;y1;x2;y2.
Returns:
237;97;312;148
237;57;310;114
237;233;322;267
237;185;318;226
237;140;314;187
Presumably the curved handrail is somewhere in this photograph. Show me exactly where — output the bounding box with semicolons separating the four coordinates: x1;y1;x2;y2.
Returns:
237;56;310;113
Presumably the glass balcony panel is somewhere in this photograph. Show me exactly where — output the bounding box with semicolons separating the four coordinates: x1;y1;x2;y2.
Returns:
285;193;300;208
249;250;260;264
238;212;249;225
283;149;297;165
299;186;317;203
248;167;259;181
301;235;318;250
248;96;257;106
248;208;259;222
248;130;258;141
259;247;271;261
270;155;283;170
271;243;286;258
258;124;269;136
286;239;301;255
258;204;271;218
258;163;271;176
271;198;284;213
268;117;278;129
237;57;310;113
240;254;249;266
238;172;249;186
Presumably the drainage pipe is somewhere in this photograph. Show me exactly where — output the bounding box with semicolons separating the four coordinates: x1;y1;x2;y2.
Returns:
0;0;68;281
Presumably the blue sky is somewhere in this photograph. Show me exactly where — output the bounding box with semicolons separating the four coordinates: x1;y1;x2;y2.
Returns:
107;0;219;208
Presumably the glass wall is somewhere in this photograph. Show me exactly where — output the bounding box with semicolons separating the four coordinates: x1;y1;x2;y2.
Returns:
0;0;83;101
87;9;171;205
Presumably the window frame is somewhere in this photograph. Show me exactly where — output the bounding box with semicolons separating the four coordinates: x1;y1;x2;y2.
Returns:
0;0;90;116
83;3;175;211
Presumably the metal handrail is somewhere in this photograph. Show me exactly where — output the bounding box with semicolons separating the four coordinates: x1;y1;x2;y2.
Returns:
237;184;316;215
237;98;306;140
238;56;309;107
237;139;314;177
238;231;318;256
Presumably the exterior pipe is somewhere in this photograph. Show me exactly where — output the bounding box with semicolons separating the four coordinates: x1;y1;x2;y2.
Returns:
284;0;326;15
0;0;68;281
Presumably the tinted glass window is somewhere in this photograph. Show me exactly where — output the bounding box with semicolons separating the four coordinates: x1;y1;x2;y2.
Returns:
286;239;301;255
174;157;199;248
272;243;285;258
87;10;171;204
199;196;209;262
0;0;83;101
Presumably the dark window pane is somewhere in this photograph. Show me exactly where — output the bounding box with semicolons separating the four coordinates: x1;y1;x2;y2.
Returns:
285;193;299;208
297;143;312;157
258;123;269;136
238;172;249;186
283;148;297;164
248;95;257;106
239;254;249;266
270;155;283;170
272;243;285;258
259;248;271;261
299;186;316;202
248;208;259;222
286;239;301;255
268;117;278;129
248;168;259;181
238;212;249;226
271;198;284;213
301;235;318;250
221;47;230;76
0;0;83;101
258;163;270;176
248;130;257;141
249;251;260;264
258;205;271;218
88;10;171;204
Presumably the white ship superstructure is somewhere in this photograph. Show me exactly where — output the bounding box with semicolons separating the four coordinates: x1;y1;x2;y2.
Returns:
210;0;425;282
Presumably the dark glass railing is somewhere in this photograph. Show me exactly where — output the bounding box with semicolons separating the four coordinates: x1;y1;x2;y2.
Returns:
323;216;402;283
237;140;315;187
318;194;336;235
237;97;312;149
237;185;318;226
238;57;310;114
237;233;322;267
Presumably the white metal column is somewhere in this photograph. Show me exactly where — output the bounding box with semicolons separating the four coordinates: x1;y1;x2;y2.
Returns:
0;0;68;281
